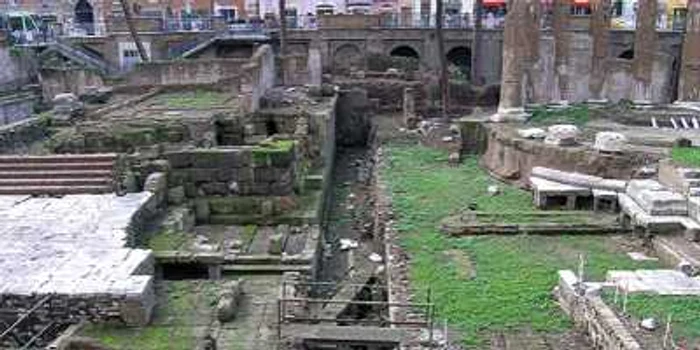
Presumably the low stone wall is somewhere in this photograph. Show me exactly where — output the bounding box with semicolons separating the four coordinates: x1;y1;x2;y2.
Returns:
166;143;298;199
0;282;156;348
0;92;38;126
480;125;652;184
0;117;48;154
125;58;248;88
556;270;643;350
336;78;425;113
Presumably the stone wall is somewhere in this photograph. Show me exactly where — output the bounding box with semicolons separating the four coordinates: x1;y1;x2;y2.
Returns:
0;93;39;126
527;32;675;104
124;58;249;88
0;117;48;154
0;45;37;93
604;54;676;103
556;270;643;350
41;69;105;101
0;283;156;348
165;143;298;199
480;125;652;184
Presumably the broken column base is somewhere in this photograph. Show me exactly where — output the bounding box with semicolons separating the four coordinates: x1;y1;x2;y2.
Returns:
633;100;655;108
586;98;609;106
489;107;530;123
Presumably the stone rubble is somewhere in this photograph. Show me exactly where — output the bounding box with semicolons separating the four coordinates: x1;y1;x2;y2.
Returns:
544;124;580;146
594;131;627;153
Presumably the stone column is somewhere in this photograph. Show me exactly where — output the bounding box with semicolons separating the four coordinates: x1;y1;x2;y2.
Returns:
589;0;611;102
403;87;416;124
553;0;571;103
632;0;658;102
492;0;540;122
678;0;700;101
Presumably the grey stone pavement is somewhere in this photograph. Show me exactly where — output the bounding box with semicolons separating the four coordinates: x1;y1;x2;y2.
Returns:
0;193;154;297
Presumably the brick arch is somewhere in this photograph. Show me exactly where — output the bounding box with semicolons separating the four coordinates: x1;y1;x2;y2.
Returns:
333;43;364;72
389;45;420;59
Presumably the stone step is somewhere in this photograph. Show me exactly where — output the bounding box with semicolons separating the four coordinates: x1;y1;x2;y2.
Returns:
686;179;700;188
0;178;112;187
681;168;700;179
304;174;324;190
0;162;114;172
221;264;311;274
0;185;113;195
0;170;113;179
0;153;117;164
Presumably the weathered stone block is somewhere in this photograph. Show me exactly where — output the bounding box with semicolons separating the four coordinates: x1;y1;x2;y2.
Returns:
195;199;211;222
268;234;284;255
168;186;186;205
594;132;627;153
199;182;229;196
216;279;245;322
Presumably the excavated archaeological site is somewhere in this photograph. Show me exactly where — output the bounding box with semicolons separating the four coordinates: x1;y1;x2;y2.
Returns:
1;1;700;350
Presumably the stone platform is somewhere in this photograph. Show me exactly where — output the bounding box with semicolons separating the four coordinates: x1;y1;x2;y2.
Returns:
0;193;157;326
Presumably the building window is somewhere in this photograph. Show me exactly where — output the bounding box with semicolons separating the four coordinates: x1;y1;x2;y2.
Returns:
613;0;624;16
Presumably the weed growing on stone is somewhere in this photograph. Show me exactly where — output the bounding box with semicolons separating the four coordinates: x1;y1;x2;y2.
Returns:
147;229;190;251
383;143;661;345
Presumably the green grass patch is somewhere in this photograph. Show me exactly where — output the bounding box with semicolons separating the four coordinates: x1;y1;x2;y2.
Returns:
242;224;258;246
603;293;700;342
528;104;590;126
252;139;296;164
151;90;230;109
81;281;220;350
671;146;700;167
147;229;190;251
383;143;661;345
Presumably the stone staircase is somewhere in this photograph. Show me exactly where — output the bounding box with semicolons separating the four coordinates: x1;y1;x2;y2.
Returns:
679;167;700;196
0;154;117;195
44;41;115;76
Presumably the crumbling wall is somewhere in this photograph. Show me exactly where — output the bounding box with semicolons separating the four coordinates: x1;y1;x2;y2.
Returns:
335;78;426;113
480;125;651;184
0;118;48;153
556;271;643;350
40;69;105;101
124;58;248;88
165;143;298;198
0;280;156;341
604;54;676;103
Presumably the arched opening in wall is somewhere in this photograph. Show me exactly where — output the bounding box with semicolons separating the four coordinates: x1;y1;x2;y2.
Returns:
390;46;419;59
446;46;471;81
619;48;634;60
74;0;95;35
333;44;363;73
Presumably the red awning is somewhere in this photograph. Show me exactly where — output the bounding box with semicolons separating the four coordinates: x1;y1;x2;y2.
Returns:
573;0;590;5
482;0;505;6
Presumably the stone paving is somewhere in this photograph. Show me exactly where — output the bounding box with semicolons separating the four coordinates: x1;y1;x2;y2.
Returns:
0;193;155;297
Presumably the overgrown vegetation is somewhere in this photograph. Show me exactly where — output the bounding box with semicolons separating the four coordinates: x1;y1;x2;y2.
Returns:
147;229;190;251
252;139;295;164
81;281;220;350
528;104;591;126
603;293;700;342
151;90;230;109
671;146;700;167
383;143;661;345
